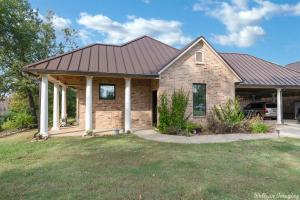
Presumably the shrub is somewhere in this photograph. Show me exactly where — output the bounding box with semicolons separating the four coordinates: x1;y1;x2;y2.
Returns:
186;121;202;134
248;117;269;133
0;112;12;131
169;89;189;130
1;111;33;131
158;93;170;133
0;93;36;131
158;89;195;135
208;99;245;134
207;112;227;134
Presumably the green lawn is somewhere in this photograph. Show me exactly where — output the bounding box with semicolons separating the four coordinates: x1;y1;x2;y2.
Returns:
1;131;300;200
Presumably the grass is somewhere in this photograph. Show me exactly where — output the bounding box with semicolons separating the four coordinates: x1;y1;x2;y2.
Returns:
0;130;300;199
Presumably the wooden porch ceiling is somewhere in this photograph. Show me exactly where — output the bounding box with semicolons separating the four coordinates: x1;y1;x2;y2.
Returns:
236;88;300;97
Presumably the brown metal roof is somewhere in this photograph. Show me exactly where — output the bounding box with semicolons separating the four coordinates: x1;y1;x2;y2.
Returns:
220;53;300;87
24;35;300;87
23;36;179;77
286;61;300;73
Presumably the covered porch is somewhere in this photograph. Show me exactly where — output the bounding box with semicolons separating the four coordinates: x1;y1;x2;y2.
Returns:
39;74;158;137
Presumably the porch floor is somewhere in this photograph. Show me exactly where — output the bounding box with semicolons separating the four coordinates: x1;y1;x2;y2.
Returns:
50;126;122;137
49;126;153;137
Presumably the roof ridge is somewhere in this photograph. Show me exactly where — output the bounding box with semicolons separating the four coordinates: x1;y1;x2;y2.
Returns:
286;60;300;67
245;54;284;68
219;52;248;55
145;36;179;51
220;52;287;69
120;35;148;46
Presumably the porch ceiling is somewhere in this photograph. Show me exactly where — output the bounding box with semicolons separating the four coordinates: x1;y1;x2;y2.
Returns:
236;88;300;97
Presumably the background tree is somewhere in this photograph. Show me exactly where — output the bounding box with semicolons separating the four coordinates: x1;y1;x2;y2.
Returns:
0;0;78;125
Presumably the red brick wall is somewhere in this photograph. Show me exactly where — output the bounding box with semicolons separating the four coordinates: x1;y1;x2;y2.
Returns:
78;77;154;130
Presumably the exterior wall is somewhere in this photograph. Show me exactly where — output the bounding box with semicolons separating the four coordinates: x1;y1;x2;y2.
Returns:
158;40;240;124
78;77;153;130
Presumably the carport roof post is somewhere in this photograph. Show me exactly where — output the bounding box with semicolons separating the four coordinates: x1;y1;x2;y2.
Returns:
277;88;283;125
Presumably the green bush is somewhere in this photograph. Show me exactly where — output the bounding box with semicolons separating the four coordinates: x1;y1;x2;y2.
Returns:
170;89;189;130
248;117;269;133
158;90;195;135
0;93;36;131
157;93;170;133
0;112;11;131
1;111;33;131
186;121;201;134
209;99;245;133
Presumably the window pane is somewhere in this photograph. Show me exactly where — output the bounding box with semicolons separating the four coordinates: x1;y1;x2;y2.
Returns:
100;85;115;99
193;84;206;116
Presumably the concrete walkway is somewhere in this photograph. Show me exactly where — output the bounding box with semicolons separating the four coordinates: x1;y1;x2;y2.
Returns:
277;124;300;139
133;129;279;144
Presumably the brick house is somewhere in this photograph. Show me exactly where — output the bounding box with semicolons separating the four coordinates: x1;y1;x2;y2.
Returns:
23;36;300;137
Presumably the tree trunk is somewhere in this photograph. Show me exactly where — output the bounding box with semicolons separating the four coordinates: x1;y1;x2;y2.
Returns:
28;93;38;125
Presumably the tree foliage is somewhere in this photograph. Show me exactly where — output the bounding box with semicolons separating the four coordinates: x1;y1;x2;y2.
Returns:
0;0;78;123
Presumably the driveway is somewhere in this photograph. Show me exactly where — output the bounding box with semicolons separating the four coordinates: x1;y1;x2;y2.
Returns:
277;123;300;138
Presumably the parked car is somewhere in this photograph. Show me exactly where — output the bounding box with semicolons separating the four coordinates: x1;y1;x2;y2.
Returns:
243;102;277;119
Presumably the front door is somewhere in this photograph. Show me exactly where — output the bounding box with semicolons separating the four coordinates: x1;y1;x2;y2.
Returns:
152;90;157;127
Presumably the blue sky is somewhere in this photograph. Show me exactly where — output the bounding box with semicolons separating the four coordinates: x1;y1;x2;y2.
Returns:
29;0;300;65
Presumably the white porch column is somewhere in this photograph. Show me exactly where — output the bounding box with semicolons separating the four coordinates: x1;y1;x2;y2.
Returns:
85;76;93;131
76;91;79;124
40;75;48;137
124;78;131;132
277;88;283;124
61;86;67;121
52;83;60;130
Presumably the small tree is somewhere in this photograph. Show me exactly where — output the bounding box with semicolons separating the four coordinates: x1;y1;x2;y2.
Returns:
170;89;189;130
158;93;170;133
158;89;190;134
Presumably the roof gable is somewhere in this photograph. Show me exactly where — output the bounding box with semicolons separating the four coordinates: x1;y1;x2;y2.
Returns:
158;36;242;82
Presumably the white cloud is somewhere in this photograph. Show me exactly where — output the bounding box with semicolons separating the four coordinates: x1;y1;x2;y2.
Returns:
37;12;72;31
214;26;265;47
78;29;95;45
77;13;191;46
52;15;72;30
193;0;300;47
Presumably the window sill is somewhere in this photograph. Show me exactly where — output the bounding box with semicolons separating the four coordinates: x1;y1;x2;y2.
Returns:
192;115;206;118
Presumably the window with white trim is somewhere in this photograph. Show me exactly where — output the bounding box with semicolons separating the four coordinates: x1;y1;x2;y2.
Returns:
195;51;204;64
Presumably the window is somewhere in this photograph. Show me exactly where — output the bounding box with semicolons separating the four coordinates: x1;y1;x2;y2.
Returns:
193;83;206;116
195;51;204;64
99;84;115;100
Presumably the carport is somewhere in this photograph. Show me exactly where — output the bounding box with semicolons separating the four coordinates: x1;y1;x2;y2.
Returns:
220;53;300;124
236;87;300;123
